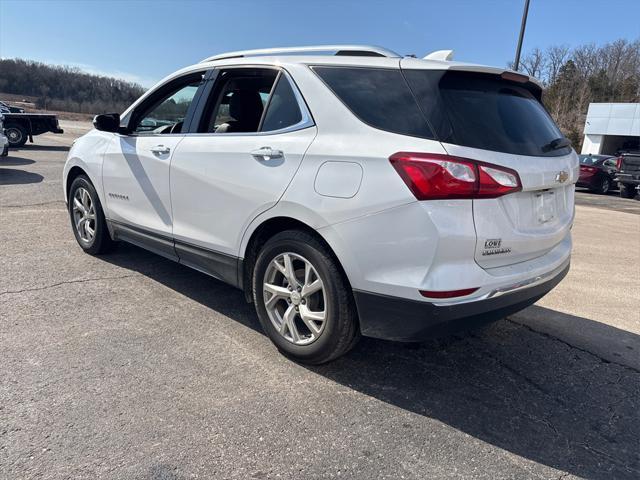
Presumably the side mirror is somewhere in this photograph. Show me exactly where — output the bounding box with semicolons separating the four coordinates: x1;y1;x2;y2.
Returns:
93;113;121;133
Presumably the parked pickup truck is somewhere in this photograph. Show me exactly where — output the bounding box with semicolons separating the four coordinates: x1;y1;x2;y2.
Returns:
2;113;64;147
615;152;640;199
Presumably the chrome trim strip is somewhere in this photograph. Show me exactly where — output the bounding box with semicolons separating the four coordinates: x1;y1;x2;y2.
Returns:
432;257;570;307
485;258;570;299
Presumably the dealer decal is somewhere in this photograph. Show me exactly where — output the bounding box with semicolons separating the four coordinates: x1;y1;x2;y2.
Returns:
482;238;511;256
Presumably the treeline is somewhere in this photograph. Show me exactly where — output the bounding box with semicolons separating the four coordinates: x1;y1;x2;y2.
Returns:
512;38;640;148
0;58;146;114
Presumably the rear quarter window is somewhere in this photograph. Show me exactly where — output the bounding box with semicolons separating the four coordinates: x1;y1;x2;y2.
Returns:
313;66;434;139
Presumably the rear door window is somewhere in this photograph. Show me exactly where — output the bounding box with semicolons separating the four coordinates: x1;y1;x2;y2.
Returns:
403;70;570;157
313;66;434;139
198;68;278;133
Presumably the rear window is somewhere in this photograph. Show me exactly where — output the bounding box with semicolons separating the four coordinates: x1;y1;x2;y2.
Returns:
404;70;570;157
313;66;434;139
579;155;608;165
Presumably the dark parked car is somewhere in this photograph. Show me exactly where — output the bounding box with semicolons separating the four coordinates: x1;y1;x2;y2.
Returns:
0;100;25;114
614;152;640;199
577;154;618;194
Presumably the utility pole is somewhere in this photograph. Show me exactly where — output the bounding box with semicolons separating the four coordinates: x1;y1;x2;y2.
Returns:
513;0;531;71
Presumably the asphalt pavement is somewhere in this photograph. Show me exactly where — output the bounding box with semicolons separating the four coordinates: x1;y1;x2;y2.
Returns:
1;128;639;479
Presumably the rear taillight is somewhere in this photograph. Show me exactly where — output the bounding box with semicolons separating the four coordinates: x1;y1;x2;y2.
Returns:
580;166;597;173
617;156;623;170
389;152;522;200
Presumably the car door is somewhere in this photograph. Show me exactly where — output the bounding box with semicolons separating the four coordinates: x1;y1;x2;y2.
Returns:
102;71;207;259
170;67;316;282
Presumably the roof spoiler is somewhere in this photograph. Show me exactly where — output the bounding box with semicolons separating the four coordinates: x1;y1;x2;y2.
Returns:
423;50;454;61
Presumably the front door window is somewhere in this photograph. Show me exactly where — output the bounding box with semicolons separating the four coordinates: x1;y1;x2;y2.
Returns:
133;74;204;134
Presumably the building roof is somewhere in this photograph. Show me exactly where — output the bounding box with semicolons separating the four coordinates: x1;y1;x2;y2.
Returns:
584;103;640;137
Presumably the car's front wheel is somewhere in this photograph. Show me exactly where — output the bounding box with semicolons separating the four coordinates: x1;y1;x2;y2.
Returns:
68;175;115;255
252;230;359;364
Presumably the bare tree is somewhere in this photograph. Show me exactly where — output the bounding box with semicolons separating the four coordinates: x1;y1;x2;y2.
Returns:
510;38;640;150
546;45;570;84
519;48;546;79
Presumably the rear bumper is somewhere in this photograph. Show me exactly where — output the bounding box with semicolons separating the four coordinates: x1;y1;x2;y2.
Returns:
354;261;570;341
614;174;640;186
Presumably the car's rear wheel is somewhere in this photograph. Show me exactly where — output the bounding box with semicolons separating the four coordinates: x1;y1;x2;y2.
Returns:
4;124;27;147
68;175;115;255
594;177;611;194
619;183;637;199
252;230;359;364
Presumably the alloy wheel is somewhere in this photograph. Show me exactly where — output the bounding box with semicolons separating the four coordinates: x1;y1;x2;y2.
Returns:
72;187;96;243
263;252;326;345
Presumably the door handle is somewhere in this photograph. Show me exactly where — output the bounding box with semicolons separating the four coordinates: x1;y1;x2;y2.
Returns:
251;147;283;160
150;145;171;155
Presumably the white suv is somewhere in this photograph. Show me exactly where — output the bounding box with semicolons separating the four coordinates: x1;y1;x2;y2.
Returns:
0;114;9;156
63;45;577;364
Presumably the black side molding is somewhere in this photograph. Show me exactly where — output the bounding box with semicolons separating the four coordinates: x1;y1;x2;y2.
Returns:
110;220;178;261
174;240;240;287
108;220;242;288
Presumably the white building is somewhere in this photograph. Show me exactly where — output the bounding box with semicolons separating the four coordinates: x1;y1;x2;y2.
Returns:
581;103;640;155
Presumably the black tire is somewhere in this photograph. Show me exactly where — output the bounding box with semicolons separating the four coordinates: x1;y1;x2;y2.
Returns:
4;124;28;147
594;177;611;194
68;175;115;255
619;183;637;199
252;229;360;364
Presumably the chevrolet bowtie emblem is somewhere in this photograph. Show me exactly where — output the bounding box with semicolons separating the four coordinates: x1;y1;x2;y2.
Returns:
555;171;569;183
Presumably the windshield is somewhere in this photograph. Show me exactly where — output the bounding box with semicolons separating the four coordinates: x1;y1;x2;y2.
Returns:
403;70;571;157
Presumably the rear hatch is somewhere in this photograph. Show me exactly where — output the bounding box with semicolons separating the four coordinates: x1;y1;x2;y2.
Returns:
402;63;578;269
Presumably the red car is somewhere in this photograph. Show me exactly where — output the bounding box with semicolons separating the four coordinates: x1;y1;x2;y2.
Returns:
577;154;618;194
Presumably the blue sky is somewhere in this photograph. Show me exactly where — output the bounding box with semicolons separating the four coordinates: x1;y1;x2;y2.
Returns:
1;0;638;87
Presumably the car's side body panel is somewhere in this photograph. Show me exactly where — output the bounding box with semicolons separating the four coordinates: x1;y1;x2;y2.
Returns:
171;126;318;256
63;130;114;206
102;134;183;238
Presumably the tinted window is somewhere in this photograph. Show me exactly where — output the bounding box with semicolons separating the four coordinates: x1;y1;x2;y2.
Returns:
314;67;434;139
579;155;597;165
404;70;570;157
260;75;303;132
579;154;611;165
199;68;278;133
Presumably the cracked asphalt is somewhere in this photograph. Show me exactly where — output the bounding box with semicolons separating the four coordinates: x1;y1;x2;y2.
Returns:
1;125;639;479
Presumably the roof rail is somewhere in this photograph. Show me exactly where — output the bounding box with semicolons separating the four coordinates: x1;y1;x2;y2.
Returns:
200;45;401;63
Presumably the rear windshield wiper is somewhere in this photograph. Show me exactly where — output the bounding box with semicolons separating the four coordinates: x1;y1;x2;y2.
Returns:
541;137;571;152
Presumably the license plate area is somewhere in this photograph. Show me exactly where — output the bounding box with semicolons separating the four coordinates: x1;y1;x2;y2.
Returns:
535;190;556;224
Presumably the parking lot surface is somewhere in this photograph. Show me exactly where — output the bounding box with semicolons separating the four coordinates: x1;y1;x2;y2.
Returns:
1;129;639;479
